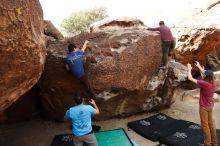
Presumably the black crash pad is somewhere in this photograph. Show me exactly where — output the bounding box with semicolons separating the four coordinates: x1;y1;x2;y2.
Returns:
127;113;190;141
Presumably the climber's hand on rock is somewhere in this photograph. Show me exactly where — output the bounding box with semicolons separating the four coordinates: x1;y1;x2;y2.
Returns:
187;63;192;70
195;61;201;68
89;99;96;105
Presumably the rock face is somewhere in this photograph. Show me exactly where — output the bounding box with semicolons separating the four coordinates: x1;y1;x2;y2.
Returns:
39;33;106;121
44;20;64;40
0;0;46;115
207;1;220;10
39;17;166;121
90;17;145;32
39;40;75;121
84;28;161;93
173;9;220;68
207;45;220;68
143;60;188;110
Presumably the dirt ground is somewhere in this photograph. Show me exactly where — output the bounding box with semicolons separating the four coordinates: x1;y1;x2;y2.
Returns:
0;88;219;146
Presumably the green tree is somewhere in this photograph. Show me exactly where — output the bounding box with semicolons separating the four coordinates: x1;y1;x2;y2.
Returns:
61;7;108;36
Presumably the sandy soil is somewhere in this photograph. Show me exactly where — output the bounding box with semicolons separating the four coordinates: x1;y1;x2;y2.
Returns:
0;88;219;146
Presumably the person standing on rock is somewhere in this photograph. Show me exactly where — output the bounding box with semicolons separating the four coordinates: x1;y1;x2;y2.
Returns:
64;94;100;146
187;61;218;146
147;21;175;67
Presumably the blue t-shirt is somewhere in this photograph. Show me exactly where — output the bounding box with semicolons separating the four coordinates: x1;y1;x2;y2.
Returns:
64;50;85;79
65;104;96;136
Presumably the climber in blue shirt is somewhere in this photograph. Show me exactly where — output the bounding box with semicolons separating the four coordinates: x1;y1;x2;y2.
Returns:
64;93;100;146
64;42;95;97
64;43;85;79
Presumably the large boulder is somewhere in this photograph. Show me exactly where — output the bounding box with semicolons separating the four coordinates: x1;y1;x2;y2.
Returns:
0;0;46;116
143;60;188;110
39;18;164;121
84;28;161;93
44;20;64;40
39;33;106;121
206;44;220;68
207;1;220;10
173;9;220;68
90;17;145;32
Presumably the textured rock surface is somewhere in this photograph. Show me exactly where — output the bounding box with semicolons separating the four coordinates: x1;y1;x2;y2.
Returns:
90;17;145;32
173;9;220;68
84;28;161;93
207;1;220;10
0;0;46;114
39;19;165;120
39;40;79;121
39;17;192;121
143;60;188;110
83;28;162;119
39;33;106;121
44;20;64;40
207;44;220;68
